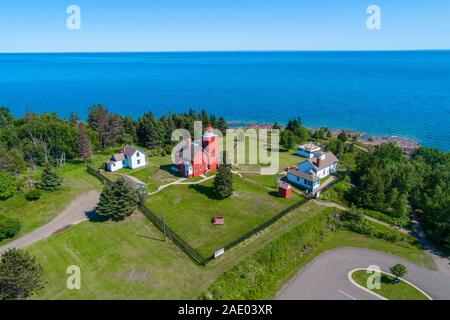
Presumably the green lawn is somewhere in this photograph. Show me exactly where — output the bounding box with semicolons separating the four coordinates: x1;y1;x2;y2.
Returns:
352;270;430;300
240;173;283;189
122;156;179;192
145;174;302;258
0;162;102;246
27;199;433;300
29;201;325;300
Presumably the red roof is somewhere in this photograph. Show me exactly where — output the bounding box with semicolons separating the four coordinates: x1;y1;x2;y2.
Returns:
205;124;213;131
123;145;137;157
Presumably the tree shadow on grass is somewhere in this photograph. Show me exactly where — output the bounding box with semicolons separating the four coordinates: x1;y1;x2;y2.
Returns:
85;210;109;223
381;274;395;285
189;184;218;200
159;164;179;176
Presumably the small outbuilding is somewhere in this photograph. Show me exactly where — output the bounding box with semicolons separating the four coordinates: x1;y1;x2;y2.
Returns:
212;215;224;225
278;181;292;198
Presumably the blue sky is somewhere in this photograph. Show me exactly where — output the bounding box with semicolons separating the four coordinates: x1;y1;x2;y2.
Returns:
0;0;449;52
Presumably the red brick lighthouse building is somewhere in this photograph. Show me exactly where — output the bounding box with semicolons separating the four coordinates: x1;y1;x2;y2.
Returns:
176;125;219;178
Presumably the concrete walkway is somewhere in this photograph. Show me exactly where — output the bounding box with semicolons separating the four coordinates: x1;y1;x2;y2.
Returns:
148;174;216;195
0;190;100;253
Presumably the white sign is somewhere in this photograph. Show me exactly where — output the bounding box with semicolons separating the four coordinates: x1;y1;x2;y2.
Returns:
215;248;225;259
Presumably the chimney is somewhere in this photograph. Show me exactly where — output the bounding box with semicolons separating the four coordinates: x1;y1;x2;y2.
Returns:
316;157;321;167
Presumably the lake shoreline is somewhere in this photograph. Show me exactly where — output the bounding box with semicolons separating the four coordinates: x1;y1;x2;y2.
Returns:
229;122;421;155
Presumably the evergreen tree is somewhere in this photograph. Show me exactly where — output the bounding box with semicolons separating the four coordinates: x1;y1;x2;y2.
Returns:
0;249;44;300
76;123;93;161
212;164;233;199
88;104;124;149
216;116;228;135
96;178;140;221
272;122;282;130
69;112;80;125
37;163;62;191
136;112;162;149
122;116;138;143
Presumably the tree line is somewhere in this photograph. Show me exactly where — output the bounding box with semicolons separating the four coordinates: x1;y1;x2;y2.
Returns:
350;143;450;249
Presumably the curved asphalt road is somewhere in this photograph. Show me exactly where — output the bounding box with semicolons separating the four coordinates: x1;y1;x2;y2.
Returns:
277;247;450;300
0;190;100;254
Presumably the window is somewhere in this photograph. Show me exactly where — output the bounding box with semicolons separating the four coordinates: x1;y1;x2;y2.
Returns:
122;160;125;165
137;152;140;157
137;159;140;165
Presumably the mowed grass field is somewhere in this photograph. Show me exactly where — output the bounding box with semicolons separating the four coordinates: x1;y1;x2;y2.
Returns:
29;201;324;300
27;201;434;300
127;155;180;192
0;162;102;246
145;174;302;258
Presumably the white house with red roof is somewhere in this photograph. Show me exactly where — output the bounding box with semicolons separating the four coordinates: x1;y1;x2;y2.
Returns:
287;151;339;191
106;145;147;172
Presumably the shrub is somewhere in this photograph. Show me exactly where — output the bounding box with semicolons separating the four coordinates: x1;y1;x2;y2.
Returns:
0;171;17;200
0;215;21;241
340;209;414;246
390;263;408;280
25;189;42;201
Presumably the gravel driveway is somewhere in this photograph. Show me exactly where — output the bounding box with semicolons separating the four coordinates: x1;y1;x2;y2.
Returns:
0;190;100;254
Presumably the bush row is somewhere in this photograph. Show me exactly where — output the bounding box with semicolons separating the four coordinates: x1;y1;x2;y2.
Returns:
339;210;416;246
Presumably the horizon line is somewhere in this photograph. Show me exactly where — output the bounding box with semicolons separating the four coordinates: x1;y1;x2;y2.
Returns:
1;49;450;54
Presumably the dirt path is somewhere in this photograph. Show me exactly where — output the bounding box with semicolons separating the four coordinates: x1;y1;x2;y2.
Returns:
0;190;100;253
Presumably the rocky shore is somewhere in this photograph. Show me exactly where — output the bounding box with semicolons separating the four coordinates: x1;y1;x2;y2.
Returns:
228;122;420;155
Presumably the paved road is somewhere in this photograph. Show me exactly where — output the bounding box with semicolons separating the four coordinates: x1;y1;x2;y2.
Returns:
0;190;100;254
277;247;450;300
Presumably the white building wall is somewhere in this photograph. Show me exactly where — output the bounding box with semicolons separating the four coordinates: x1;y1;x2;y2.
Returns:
128;151;146;169
108;161;124;172
287;173;319;191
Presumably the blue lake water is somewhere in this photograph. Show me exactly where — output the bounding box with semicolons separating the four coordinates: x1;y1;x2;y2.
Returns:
0;51;449;150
